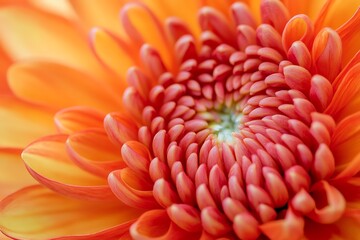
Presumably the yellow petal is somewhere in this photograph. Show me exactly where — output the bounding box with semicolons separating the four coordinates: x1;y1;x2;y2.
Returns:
69;0;129;40
0;96;55;148
0;185;143;240
8;61;121;112
90;28;137;80
0;148;37;199
22;134;113;200
0;6;110;81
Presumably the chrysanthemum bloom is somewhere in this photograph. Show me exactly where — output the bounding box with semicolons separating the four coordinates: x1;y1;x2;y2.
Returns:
1;0;360;239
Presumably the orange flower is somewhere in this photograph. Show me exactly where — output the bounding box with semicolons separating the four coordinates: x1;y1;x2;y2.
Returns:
1;0;360;239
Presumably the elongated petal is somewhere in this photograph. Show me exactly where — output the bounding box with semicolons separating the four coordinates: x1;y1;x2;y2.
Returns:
0;6;109;80
325;63;360;120
130;209;199;240
108;168;159;209
331;112;360;177
90;28;136;80
0;185;143;240
66;129;125;178
0;149;37;199
8;61;121;112
260;208;304;240
0;96;55;148
22;134;113;200
54;106;105;134
337;8;360;65
69;0;129;39
121;3;173;69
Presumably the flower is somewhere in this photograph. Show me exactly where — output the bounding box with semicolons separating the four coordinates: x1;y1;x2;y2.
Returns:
1;0;360;239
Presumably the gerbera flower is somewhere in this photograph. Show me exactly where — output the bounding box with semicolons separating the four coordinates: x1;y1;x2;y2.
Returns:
1;0;360;239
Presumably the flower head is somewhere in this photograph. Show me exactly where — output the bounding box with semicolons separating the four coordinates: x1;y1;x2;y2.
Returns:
1;0;360;239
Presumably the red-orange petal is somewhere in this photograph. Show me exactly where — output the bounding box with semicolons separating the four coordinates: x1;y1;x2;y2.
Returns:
130;209;199;240
307;181;346;224
66;129;125;178
54;106;105;134
260;208;305;240
108;168;160;209
22;134;113;200
0;185;143;240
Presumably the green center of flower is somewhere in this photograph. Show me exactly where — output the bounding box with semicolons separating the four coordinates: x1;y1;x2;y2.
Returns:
208;108;242;143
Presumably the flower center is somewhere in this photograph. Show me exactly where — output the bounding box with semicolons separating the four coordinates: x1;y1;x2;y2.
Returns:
115;1;345;238
207;107;242;143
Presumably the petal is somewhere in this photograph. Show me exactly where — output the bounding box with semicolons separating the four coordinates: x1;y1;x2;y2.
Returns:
319;0;360;30
0;6;110;81
66;129;125;178
331;112;360;168
90;28;137;80
120;3;174;70
8;61;121;112
0;185;143;240
69;0;129;39
54;106;105;134
108;168;160;209
0;46;12;95
325;63;360;121
259;208;305;240
337;8;360;66
22;134;113;200
0;96;55;148
0;148;37;199
307;181;346;224
140;0;200;37
130;209;200;240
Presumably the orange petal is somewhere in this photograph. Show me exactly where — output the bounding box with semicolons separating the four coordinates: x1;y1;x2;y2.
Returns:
331;112;360;166
318;0;360;31
69;0;129;39
337;8;360;66
312;27;342;82
0;148;37;199
66;129;125;178
54;106;105;134
260;208;305;240
104;112;139;147
140;0;201;37
22;134;113;200
325;63;360;120
331;177;360;206
130;209;199;240
8;61;121;112
307;181;346;224
0;185;143;240
282;14;314;52
90;28;137;80
0;6;110;81
120;3;173;70
0;95;55;148
0;45;12;95
108;168;160;209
